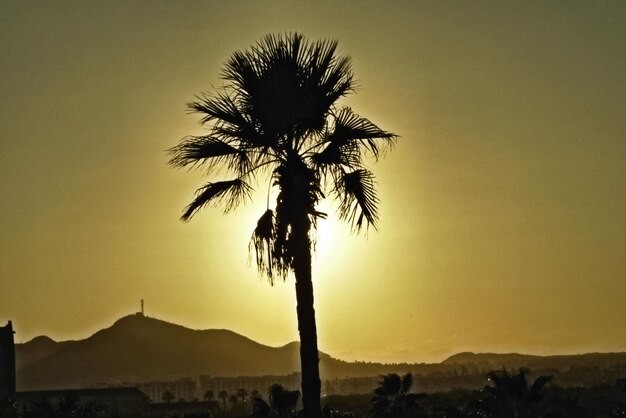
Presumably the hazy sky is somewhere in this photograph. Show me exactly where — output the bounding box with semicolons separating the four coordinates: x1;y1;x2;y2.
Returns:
1;1;625;364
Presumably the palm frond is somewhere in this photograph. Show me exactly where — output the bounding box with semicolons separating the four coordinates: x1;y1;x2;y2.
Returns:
335;169;379;232
301;40;355;141
219;33;356;148
189;91;248;127
306;39;339;84
319;56;354;107
222;50;261;93
211;124;268;150
328;108;397;160
181;179;252;221
249;209;276;283
189;91;277;151
310;139;361;171
168;136;250;173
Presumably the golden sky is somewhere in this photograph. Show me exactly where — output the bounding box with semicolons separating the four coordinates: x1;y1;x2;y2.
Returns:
1;1;625;363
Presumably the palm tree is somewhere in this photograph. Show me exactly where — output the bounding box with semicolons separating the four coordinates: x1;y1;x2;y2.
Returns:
229;394;239;411
252;396;272;418
370;373;427;418
237;388;248;404
269;384;301;418
204;390;214;402
482;368;552;418
161;390;174;404
218;390;228;411
252;384;301;418
169;33;396;418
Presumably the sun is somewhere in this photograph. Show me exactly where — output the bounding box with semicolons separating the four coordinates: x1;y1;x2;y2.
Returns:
313;217;336;258
311;201;343;266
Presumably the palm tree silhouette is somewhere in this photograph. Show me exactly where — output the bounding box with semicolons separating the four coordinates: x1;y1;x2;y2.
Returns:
218;390;228;411
229;394;239;411
370;373;427;418
169;33;395;418
482;368;552;418
162;390;174;404
237;387;248;403
252;384;301;418
204;390;214;402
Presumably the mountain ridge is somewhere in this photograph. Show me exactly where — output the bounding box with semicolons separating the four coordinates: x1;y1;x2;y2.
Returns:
15;314;626;391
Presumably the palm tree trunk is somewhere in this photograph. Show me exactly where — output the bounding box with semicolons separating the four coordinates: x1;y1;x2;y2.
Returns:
292;210;322;418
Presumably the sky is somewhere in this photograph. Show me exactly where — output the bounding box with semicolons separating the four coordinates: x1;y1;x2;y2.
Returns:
1;1;625;364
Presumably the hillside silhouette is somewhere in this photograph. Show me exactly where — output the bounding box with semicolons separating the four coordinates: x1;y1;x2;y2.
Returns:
17;314;392;390
443;351;626;369
16;314;626;391
18;314;302;390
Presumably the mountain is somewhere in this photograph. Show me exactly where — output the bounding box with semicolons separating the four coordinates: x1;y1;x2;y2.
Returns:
15;315;626;391
15;335;71;371
442;351;626;369
17;314;299;390
16;314;412;390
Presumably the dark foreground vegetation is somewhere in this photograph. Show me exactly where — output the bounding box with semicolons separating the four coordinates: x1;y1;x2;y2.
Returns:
2;369;625;418
323;371;626;418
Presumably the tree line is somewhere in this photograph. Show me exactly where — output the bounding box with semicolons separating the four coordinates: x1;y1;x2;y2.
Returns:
3;368;625;418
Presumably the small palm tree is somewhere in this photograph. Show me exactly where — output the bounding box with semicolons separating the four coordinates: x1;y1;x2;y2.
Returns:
482;368;552;418
370;373;427;418
252;384;301;418
218;390;228;411
270;384;301;418
162;390;174;404
229;394;239;411
169;32;395;418
252;396;272;418
204;390;214;402
237;388;248;403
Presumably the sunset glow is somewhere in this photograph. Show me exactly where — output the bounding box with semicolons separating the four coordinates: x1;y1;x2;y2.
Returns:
1;1;625;366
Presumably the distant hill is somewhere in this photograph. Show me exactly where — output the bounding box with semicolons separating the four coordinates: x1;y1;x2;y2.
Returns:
16;314;412;390
16;335;71;371
15;314;626;391
17;314;299;390
442;351;626;369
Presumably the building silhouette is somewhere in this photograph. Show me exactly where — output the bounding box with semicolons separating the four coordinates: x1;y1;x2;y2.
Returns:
16;387;146;417
0;321;16;399
138;378;196;403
